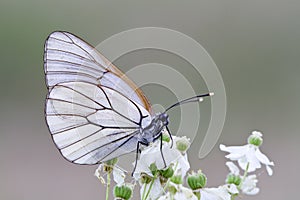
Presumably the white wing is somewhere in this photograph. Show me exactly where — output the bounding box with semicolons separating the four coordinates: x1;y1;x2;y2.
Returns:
44;31;153;164
44;31;152;112
46;81;151;164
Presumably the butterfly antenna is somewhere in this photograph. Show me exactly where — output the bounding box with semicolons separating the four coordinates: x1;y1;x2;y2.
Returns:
164;92;214;112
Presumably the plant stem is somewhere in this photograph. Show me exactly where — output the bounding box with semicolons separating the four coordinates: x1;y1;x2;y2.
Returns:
238;162;249;190
141;183;147;200
106;172;111;200
143;175;157;200
194;191;200;200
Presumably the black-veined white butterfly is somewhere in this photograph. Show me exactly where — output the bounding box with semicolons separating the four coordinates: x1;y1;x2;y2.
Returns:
44;31;213;172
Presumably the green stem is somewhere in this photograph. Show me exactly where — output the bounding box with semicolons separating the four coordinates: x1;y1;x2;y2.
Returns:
193;191;200;200
238;162;249;190
143;175;157;200
141;183;147;200
171;194;174;200
106;172;111;200
231;193;238;200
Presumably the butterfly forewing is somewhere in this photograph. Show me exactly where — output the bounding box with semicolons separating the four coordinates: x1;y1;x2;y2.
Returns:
44;31;152;164
44;31;151;110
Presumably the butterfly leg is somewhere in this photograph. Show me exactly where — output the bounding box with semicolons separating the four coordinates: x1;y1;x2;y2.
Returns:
131;141;142;176
160;134;167;168
166;126;173;148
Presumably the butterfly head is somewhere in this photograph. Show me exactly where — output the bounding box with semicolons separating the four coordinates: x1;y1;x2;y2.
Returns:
158;112;169;126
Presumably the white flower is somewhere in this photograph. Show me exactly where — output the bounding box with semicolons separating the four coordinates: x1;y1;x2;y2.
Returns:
94;164;126;186
241;175;259;195
220;131;274;175
133;136;190;180
226;162;259;195
200;184;238;200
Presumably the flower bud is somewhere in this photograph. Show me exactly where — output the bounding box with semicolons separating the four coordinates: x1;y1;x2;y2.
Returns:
140;173;153;184
176;137;190;153
162;133;171;143
149;163;158;176
226;174;242;186
168;185;178;195
106;157;118;166
160;165;174;179
170;175;182;184
113;185;132;200
248;131;263;146
104;158;118;173
187;171;207;190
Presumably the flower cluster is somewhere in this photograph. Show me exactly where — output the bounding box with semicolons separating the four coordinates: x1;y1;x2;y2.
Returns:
94;131;274;200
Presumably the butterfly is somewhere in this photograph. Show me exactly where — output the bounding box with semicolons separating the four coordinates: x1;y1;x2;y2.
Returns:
44;31;213;172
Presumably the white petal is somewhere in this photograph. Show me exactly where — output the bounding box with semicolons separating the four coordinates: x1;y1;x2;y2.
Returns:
157;193;171;200
225;153;244;161
220;144;249;161
174;186;198;200
237;157;249;171
177;154;190;179
226;184;239;194
245;187;260;195
225;162;240;175
220;144;249;154
113;167;126;186
201;186;232;200
241;175;259;195
252;131;263;137
94;164;106;184
94;164;103;178
244;147;262;172
255;148;274;166
266;165;273;176
140;178;163;200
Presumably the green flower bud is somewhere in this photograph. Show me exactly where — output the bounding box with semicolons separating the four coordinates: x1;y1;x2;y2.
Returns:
140;173;153;184
170;175;182;184
168;185;177;195
160;165;174;179
162;133;171;143
226;174;242;186
114;185;132;200
103;158;118;173
248;135;263;146
105;157;118;166
176;137;190;153
149;163;158;176
187;171;207;190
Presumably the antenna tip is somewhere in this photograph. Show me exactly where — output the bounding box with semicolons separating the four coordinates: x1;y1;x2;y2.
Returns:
209;92;215;96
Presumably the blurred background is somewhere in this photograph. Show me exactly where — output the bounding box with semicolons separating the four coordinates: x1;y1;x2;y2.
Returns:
1;0;299;199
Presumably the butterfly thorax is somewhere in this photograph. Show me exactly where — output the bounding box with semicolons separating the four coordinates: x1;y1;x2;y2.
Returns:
139;113;169;145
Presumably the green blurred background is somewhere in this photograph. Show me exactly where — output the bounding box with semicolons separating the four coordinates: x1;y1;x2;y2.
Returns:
1;0;299;199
